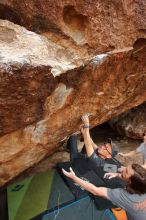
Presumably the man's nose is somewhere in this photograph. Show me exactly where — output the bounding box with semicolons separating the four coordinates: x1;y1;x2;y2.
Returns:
100;146;106;151
100;146;104;149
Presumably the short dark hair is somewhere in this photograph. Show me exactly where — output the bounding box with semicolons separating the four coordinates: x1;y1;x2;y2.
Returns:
107;138;112;144
103;138;112;146
127;164;146;195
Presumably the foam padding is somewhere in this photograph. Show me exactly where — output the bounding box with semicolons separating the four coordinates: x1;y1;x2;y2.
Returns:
57;162;89;199
8;170;54;220
93;167;126;189
7;176;33;220
47;172;75;211
42;196;116;220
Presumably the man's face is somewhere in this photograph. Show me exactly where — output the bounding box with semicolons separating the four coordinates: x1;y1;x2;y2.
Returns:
98;143;112;159
121;165;134;181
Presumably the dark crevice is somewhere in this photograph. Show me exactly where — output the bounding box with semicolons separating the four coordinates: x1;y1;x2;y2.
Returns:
0;4;22;25
133;38;146;49
31;15;63;34
63;5;88;44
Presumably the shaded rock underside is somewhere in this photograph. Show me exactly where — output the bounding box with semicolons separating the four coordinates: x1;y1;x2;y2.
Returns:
109;102;146;139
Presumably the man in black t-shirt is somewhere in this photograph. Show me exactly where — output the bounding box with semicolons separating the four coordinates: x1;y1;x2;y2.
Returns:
67;114;119;169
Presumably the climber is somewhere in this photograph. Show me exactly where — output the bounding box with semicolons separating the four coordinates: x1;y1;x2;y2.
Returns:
67;113;119;168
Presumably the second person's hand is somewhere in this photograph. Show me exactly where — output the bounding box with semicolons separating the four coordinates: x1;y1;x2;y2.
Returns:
104;172;119;179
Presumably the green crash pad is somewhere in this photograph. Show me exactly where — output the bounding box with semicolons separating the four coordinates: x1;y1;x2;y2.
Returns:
7;170;54;220
7;170;75;220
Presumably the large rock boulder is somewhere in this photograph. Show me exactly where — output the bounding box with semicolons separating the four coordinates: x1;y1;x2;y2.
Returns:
0;0;145;52
0;0;146;185
109;102;146;139
0;19;89;136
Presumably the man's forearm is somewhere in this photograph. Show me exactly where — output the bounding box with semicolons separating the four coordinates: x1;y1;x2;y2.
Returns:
90;138;98;150
83;128;94;157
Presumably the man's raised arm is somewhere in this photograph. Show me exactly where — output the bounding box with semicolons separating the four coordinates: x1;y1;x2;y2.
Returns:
81;114;95;157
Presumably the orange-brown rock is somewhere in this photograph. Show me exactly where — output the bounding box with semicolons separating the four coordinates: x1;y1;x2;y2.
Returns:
0;19;89;136
0;0;146;186
0;0;145;53
109;102;146;139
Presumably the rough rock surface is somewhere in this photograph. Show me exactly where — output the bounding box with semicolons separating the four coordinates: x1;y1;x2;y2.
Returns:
109;102;146;139
0;0;145;53
0;0;146;186
0;19;90;136
116;152;144;167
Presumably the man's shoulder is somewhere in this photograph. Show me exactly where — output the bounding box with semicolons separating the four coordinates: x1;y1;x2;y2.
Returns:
90;152;101;160
88;152;105;166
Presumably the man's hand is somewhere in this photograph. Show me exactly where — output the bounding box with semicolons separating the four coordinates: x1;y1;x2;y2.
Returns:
81;113;90;126
62;167;76;180
104;172;119;179
81;126;88;136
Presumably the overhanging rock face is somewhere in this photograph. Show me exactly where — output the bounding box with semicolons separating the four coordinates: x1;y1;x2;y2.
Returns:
0;0;145;52
0;19;90;136
0;0;146;185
